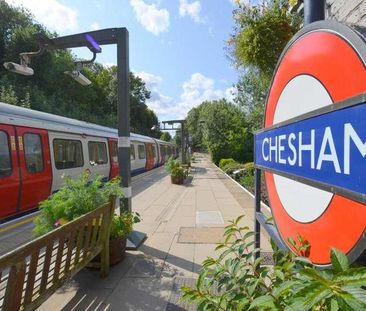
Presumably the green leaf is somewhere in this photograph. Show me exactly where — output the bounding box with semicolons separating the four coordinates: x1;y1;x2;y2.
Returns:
272;280;297;298
341;286;366;304
333;267;366;286
248;295;275;310
330;248;349;273
337;293;366;311
287;285;332;311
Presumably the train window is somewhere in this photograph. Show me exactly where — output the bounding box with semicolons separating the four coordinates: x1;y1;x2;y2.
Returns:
111;142;118;164
0;131;11;177
131;144;136;160
53;139;83;170
24;133;44;173
152;145;156;158
138;145;146;159
88;141;108;165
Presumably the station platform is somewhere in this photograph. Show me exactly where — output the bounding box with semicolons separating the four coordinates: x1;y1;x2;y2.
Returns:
39;153;271;311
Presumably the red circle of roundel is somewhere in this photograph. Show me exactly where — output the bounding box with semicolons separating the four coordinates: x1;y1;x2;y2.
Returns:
264;23;366;265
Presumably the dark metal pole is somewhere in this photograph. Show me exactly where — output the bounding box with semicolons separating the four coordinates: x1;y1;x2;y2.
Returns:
181;123;186;164
116;28;131;213
117;29;146;249
254;168;261;260
304;0;325;25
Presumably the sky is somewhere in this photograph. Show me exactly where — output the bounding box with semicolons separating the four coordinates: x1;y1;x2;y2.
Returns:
6;0;241;123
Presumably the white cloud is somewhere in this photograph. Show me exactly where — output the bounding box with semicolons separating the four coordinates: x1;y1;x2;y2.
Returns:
136;71;236;121
7;0;78;32
129;0;170;35
136;71;174;117
179;0;202;23
90;22;100;31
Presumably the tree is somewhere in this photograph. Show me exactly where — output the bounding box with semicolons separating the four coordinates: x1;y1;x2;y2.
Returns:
186;100;252;165
234;68;269;131
186;102;209;151
228;0;301;79
160;132;172;142
0;0;161;136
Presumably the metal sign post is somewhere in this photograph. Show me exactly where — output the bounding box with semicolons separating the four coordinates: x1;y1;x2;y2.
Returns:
254;21;366;266
161;120;187;164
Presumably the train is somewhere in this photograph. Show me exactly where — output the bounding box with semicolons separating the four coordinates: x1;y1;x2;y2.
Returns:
0;102;177;220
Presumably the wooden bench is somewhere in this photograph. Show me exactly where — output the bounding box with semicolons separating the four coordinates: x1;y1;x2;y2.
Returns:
0;198;115;311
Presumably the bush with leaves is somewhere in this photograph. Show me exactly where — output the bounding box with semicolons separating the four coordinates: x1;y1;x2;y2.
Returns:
229;0;301;79
33;173;123;237
182;215;366;310
165;157;185;178
219;158;236;170
222;161;246;175
109;212;141;240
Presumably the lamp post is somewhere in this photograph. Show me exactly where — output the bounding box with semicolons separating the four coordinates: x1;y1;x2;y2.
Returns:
160;120;187;164
4;28;145;249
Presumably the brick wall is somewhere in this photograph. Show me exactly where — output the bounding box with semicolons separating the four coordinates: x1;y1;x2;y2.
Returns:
326;0;366;27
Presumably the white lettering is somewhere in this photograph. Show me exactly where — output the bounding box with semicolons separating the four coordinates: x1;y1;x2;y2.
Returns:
316;127;341;173
262;137;269;161
278;135;286;164
269;136;278;162
288;133;297;166
299;130;315;168
344;123;366;175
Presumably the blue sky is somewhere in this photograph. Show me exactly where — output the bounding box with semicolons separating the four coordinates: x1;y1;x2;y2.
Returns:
8;0;240;122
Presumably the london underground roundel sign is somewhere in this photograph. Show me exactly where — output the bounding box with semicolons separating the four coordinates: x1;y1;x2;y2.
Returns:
254;21;366;265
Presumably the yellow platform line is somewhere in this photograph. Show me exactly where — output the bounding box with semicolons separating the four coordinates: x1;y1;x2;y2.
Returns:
0;215;37;233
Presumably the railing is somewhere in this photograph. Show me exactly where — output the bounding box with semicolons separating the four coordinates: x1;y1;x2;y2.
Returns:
0;199;115;311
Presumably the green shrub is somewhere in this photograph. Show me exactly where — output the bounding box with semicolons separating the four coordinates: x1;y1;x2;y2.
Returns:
33;173;123;237
222;162;246;175
182;216;366;310
219;158;236;170
110;212;141;240
165;157;185;178
239;162;255;189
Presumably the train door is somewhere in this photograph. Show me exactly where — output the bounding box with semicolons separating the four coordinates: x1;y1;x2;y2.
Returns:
134;143;146;174
145;143;154;171
108;139;119;178
0;125;20;219
49;132;85;192
86;137;110;182
152;143;158;167
16;127;52;212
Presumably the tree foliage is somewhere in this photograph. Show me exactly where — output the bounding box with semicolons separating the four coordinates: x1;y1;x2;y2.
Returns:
235;68;270;132
160;131;172;142
228;0;301;78
0;0;160;136
186;99;252;165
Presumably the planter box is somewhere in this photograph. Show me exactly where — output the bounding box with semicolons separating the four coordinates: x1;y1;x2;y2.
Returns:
91;237;127;266
109;237;127;266
171;175;184;184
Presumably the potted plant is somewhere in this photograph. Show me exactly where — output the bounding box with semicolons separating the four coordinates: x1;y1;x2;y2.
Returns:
108;211;141;265
165;157;185;184
33;173;123;237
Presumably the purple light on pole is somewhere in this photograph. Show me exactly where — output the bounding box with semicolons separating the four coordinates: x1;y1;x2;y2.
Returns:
85;34;102;53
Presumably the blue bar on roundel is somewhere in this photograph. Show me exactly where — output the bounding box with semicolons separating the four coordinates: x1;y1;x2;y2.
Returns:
255;101;366;199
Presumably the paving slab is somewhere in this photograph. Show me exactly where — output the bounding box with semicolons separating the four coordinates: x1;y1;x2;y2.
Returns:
39;153;272;311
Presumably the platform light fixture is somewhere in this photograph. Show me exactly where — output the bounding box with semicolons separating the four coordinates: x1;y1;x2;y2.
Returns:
3;53;34;76
64;68;92;86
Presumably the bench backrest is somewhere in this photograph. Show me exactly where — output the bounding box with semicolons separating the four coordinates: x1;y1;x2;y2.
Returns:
0;199;114;311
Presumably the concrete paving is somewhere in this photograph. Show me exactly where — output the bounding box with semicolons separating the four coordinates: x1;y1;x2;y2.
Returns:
39;153;271;311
